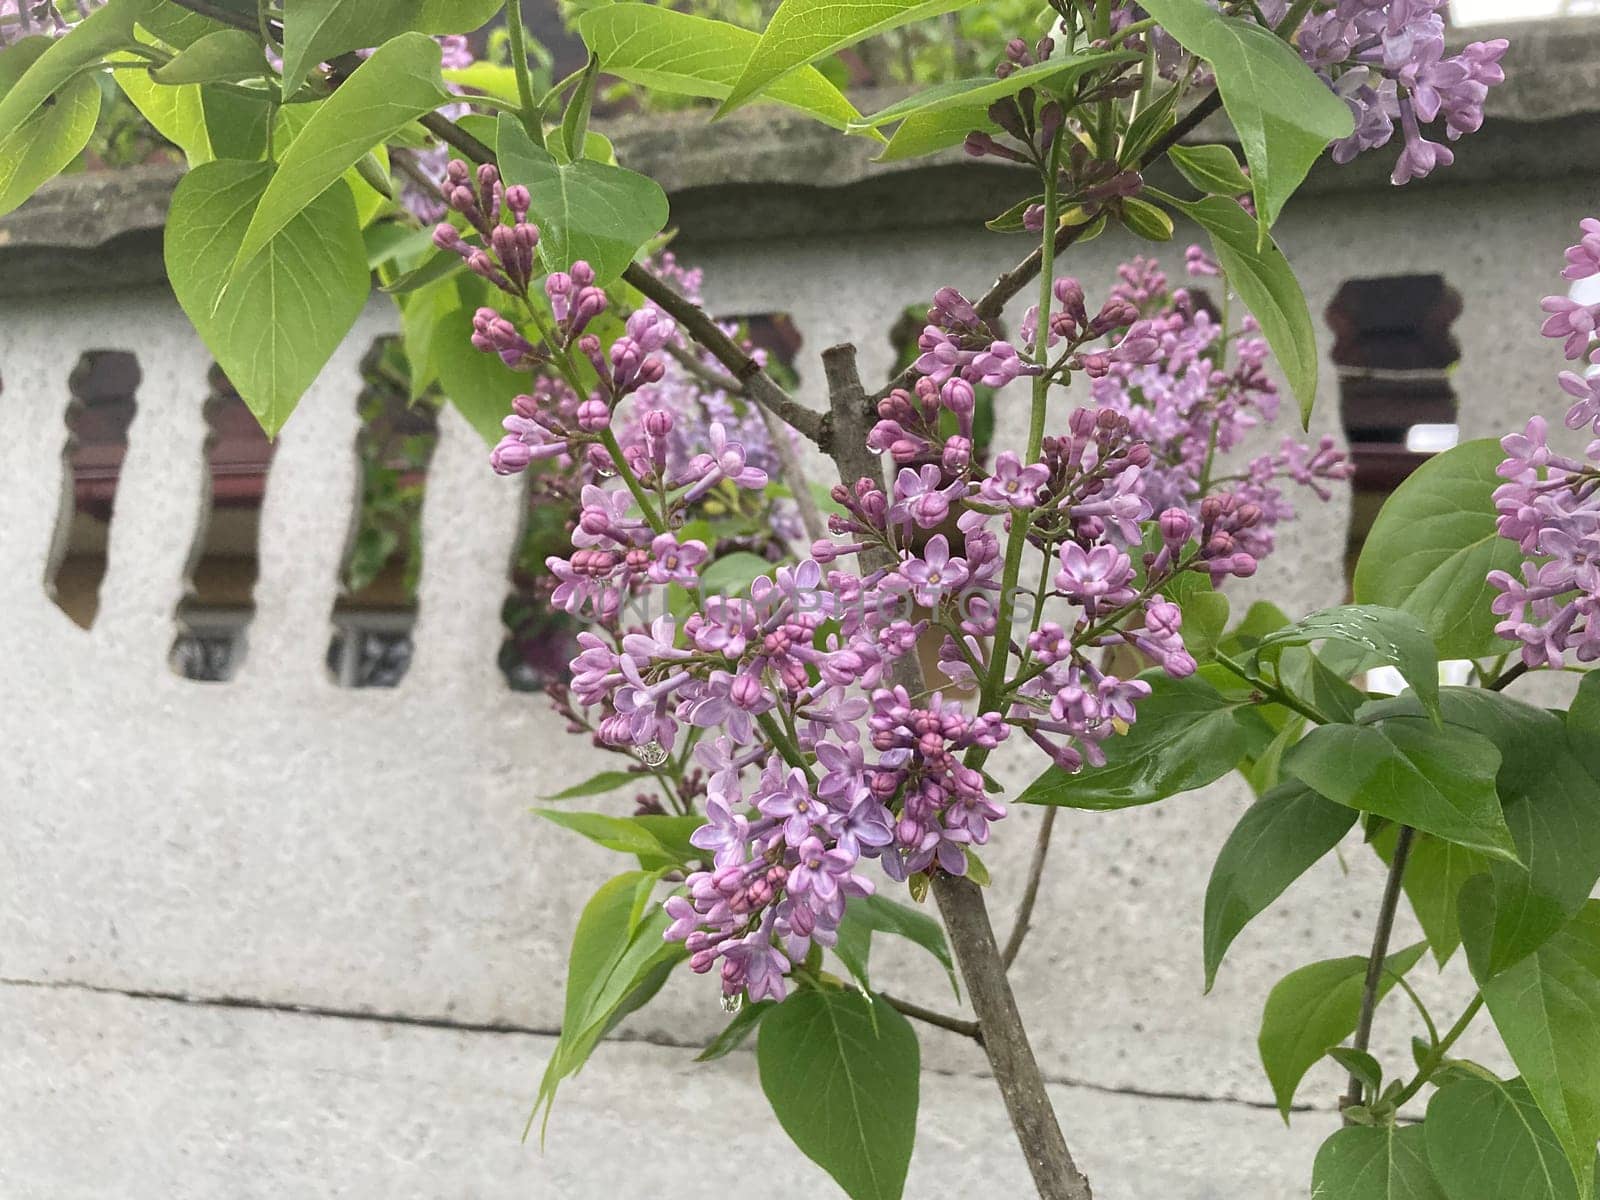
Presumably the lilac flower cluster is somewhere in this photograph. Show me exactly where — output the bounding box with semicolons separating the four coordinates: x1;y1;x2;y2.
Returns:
1488;220;1600;668
1297;1;1508;185
399;36;477;224
1085;253;1354;568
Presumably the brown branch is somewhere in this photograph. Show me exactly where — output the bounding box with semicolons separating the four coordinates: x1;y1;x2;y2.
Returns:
624;262;826;445
881;992;983;1042
821;341;1091;1200
934;874;1094;1200
1001;806;1059;971
1487;660;1531;692
1341;824;1415;1118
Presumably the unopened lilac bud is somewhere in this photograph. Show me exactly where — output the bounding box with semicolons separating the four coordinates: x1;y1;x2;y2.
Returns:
570;260;595;286
432;222;464;251
995;60;1015;78
635;357;666;386
1039;101;1063;148
644;409;673;438
1006;37;1029;63
445;159;470;185
1199;496;1223;525
1022;204;1046;233
512;393;539;419
476;163;499;191
1159;507;1194;544
941;377;975;416
490;436;534;475
1235;503;1263;528
505;184;531;217
811;539;841;564
1124;443;1152;468
1034;35;1054;61
943;435;972;474
576;398;610;431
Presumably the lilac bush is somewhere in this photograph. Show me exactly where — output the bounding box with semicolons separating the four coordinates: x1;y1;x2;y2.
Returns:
8;1;1599;1198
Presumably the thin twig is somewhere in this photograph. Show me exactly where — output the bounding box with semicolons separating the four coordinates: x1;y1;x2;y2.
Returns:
1486;660;1531;692
1002;807;1059;970
624;263;826;444
1342;824;1415;1118
881;992;983;1042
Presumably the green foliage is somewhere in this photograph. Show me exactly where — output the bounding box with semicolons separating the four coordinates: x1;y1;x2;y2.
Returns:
1159;567;1228;664
877;101;994;162
758;988;920;1200
1367;688;1600;980
1136;0;1352;235
1017;671;1254;809
1257;941;1425;1117
495;113;670;284
531;809;705;870
1250;603;1441;723
1168;143;1253;196
1372;826;1490;967
429;277;529;445
1202;781;1356;991
165;160;368;435
1311;1124;1446;1200
847;48;1131;133
0;38;101;220
0;0;152;134
1284;719;1515;861
1567;671;1600;781
533;871;686;1136
833;894;958;998
1475;903;1600;1196
230;33;445;277
151;28;264;85
1352;440;1523;660
1426;1074;1582;1200
279;0;504;96
1169;194;1321;424
719;0;968;117
576;3;860;130
542;770;647;801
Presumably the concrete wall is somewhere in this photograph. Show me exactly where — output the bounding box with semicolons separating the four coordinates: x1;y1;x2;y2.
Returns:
2;21;1597;1198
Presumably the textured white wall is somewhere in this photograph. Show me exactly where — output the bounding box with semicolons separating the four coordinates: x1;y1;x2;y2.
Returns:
0;165;1587;1198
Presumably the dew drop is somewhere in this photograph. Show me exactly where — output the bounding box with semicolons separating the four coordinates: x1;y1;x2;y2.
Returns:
636;739;669;767
721;991;744;1014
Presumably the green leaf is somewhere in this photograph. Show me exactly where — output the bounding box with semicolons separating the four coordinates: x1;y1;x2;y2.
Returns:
1426;1074;1582;1200
758;988;920;1200
1169;142;1253;195
542;770;645;801
1352;440;1523;660
575;3;861;131
1203;781;1356;991
1312;1124;1447;1200
230;33;444;278
151;28;264;85
113;56;211;163
696;999;776;1061
833;894;958;999
847;50;1133;131
1170;194;1321;424
1367;688;1600;979
137;2;245;48
430;278;525;446
201;84;270;158
495;114;669;285
1258;941;1425;1117
1284;719;1515;861
1017;671;1252;809
1136;0;1352;235
699;550;775;598
1160;567;1229;664
0;0;151;134
1326;1047;1383;1098
719;0;966;117
1373;826;1490;967
1252;603;1440;724
560;52;600;164
1477;903;1600;1196
533;872;685;1135
1566;671;1600;782
165;160;368;436
0;38;100;220
531;809;704;868
1120;195;1175;242
876;101;995;162
1219;600;1291;654
280;0;502;97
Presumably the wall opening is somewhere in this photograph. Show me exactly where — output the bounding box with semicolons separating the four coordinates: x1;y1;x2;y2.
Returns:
326;337;440;688
1325;274;1463;581
47;351;141;630
170;367;277;682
